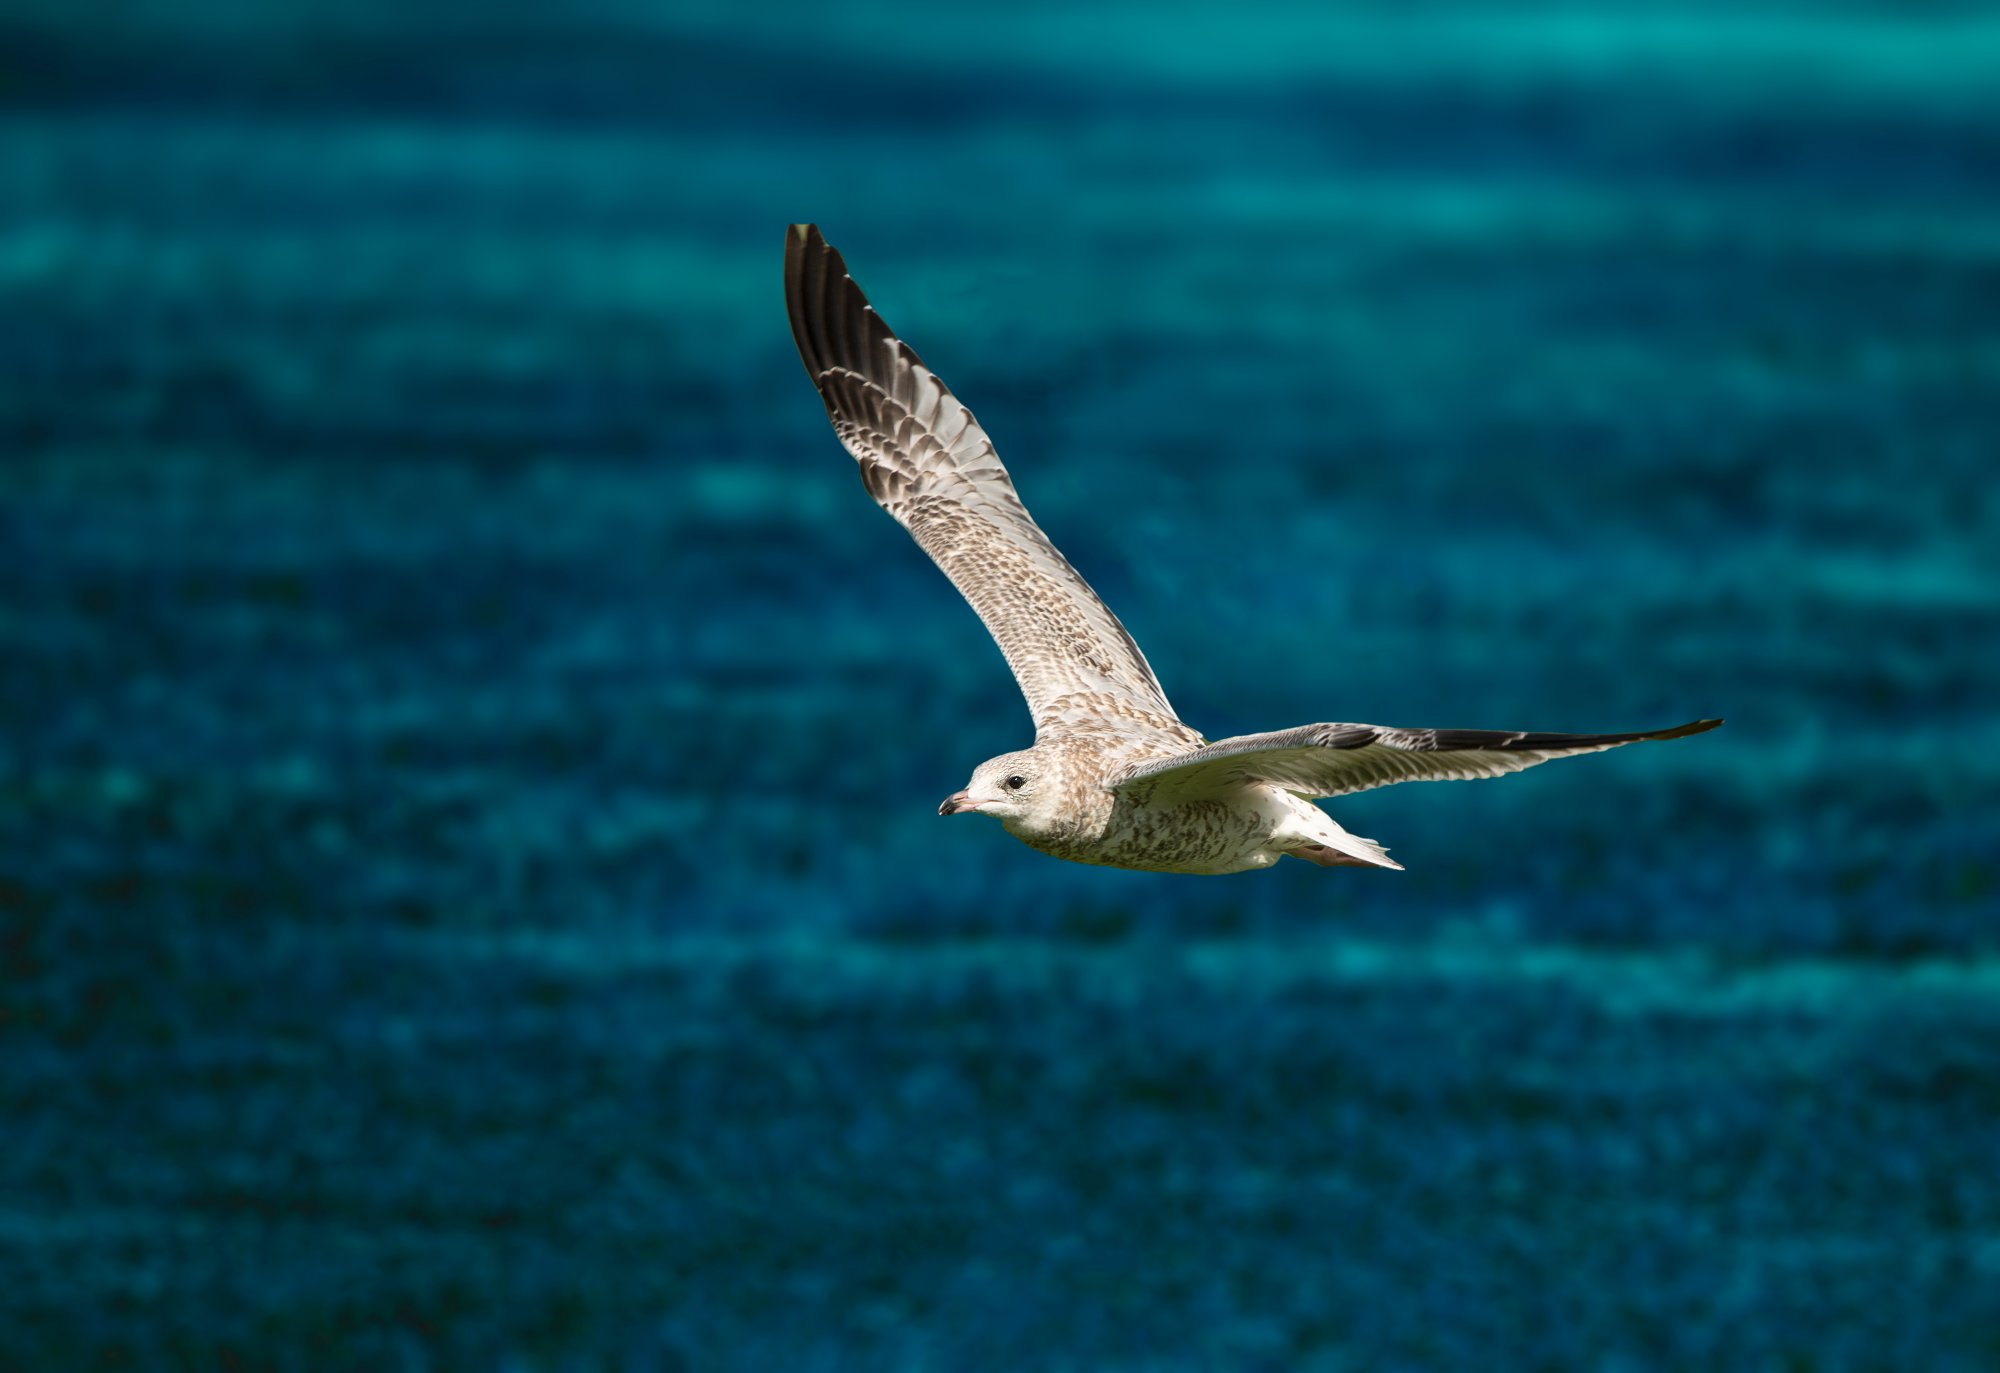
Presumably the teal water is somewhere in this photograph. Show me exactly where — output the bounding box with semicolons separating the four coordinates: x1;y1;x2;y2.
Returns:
3;1;1998;1367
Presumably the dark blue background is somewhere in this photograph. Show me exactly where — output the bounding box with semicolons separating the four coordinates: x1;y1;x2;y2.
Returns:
4;1;1998;1367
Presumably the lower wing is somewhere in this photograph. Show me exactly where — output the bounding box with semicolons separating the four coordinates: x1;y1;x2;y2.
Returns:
1108;718;1722;801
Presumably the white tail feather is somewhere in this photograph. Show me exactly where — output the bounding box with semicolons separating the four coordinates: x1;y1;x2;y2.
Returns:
1316;829;1404;871
1271;794;1406;871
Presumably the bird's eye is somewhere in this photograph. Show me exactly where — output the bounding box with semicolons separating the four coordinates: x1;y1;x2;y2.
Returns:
1005;775;1026;790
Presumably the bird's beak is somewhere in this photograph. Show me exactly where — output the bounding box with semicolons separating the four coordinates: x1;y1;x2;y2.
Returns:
938;790;974;816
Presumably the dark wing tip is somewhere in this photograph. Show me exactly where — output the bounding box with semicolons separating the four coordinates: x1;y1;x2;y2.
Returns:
1510;716;1723;751
785;223;830;274
783;221;896;392
785;223;826;256
783;222;838;383
1393;717;1725;754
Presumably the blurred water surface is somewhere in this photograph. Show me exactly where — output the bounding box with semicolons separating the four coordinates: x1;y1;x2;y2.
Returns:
3;0;1998;1367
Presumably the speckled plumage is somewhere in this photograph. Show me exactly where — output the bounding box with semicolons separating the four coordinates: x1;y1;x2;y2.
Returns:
784;224;1720;875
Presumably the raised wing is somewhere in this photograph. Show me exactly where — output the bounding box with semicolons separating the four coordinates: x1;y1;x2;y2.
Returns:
785;224;1187;743
1109;718;1722;801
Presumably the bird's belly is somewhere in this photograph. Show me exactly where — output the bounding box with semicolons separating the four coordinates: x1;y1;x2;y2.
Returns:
1068;796;1281;876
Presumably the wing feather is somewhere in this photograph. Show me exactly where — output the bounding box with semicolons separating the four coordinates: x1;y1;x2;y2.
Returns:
784;224;1186;741
1109;718;1723;801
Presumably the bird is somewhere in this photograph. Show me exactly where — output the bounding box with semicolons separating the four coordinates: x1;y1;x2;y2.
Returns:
783;223;1720;876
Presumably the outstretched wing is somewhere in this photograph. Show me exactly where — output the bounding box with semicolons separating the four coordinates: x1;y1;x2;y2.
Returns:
784;224;1187;742
1109;718;1723;801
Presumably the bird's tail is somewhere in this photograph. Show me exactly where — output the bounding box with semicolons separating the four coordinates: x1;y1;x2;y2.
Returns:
1275;799;1405;871
1289;830;1404;871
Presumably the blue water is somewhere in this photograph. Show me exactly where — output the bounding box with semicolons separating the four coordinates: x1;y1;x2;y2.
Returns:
4;1;1998;1367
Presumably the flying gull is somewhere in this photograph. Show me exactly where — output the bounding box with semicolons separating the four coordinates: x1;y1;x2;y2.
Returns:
784;223;1720;875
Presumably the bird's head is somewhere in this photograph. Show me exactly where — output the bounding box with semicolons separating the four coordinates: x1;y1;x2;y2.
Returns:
938;751;1048;828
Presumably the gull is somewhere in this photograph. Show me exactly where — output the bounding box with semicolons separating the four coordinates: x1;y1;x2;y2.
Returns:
784;224;1720;875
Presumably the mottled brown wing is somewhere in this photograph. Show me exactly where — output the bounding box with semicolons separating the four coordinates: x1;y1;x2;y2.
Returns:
1108;719;1722;801
785;223;1185;741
